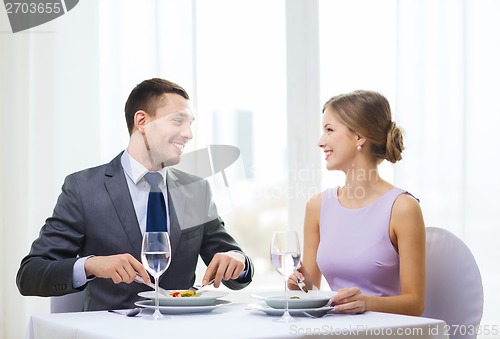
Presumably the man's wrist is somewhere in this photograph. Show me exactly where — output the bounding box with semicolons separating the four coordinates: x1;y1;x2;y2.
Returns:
227;251;249;281
227;250;246;266
73;255;95;288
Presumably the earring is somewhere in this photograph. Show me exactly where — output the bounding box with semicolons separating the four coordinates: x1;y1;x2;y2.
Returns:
357;145;363;151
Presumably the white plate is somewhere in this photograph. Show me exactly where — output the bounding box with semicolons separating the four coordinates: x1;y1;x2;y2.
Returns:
248;302;334;317
135;299;231;314
251;290;335;309
138;290;228;306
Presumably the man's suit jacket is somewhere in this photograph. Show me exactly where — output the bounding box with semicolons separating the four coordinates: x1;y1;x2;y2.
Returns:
17;152;253;311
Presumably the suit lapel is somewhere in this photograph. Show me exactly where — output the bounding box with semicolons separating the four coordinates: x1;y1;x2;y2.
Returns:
104;153;143;259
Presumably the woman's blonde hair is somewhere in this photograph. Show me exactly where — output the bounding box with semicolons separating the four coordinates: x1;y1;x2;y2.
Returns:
323;90;404;164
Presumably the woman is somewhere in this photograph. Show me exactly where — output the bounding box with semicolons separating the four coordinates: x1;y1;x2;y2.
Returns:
290;90;426;316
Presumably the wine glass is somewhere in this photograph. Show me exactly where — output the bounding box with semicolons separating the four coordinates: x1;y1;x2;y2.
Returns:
141;232;171;320
270;230;301;322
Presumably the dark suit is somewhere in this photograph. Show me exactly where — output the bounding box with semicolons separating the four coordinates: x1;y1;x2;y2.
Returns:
17;152;253;311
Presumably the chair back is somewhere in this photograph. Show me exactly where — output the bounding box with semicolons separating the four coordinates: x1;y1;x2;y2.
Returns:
50;291;86;313
423;227;483;339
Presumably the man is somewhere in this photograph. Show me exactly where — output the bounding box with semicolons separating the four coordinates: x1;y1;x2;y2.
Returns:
17;78;253;311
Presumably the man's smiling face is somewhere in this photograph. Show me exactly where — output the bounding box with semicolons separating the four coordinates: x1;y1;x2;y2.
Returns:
143;93;195;167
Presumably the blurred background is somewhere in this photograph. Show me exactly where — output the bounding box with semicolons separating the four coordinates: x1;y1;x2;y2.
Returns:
1;0;499;338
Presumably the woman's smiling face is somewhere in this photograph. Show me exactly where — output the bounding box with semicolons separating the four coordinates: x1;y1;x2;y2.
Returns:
318;107;359;171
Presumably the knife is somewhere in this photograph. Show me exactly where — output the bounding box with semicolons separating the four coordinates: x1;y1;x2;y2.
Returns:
134;275;170;296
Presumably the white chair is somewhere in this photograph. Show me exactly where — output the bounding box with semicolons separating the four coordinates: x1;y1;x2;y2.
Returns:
50;291;86;313
423;227;483;339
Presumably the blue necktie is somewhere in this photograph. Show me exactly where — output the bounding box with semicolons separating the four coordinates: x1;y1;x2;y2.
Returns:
144;172;167;232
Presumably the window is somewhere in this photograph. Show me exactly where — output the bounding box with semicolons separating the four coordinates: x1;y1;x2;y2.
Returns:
195;0;287;287
319;0;397;189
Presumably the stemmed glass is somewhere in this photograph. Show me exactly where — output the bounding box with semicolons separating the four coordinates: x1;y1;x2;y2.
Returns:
141;232;171;320
270;230;301;322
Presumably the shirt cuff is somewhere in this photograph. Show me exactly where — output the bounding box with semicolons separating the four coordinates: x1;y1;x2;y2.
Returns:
229;250;249;280
73;255;95;288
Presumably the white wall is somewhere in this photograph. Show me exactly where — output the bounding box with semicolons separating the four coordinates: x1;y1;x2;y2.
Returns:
1;2;101;338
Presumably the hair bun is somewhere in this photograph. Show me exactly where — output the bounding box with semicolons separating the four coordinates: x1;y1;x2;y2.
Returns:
385;122;404;163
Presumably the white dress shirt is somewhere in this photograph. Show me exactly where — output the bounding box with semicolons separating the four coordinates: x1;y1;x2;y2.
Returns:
120;150;170;235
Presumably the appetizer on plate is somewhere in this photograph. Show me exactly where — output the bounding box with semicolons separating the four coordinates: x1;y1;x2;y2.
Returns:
169;290;201;298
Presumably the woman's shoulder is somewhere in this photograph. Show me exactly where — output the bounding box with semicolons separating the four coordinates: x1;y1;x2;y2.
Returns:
392;189;423;219
304;191;327;230
306;191;322;211
391;189;425;239
392;186;419;204
307;187;339;206
306;187;340;216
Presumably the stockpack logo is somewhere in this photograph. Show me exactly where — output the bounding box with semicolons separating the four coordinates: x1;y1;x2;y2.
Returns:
4;0;79;33
173;145;240;187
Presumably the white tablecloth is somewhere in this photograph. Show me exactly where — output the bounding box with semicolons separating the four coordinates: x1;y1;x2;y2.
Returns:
27;291;449;339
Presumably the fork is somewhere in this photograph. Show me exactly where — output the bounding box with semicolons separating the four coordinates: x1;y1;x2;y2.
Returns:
188;278;215;292
297;278;309;293
302;311;336;319
302;299;335;318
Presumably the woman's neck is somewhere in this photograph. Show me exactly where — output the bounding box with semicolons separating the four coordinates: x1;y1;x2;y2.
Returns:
338;163;392;207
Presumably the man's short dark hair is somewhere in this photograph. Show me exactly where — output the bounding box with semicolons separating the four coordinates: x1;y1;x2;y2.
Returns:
124;78;190;135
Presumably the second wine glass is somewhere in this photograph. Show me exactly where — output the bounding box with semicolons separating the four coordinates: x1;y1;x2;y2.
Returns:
141;231;171;320
270;230;301;322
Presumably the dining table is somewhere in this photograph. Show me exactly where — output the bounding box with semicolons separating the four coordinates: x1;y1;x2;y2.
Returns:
26;289;449;339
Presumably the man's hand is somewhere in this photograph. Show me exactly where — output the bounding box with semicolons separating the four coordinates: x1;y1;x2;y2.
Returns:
202;252;246;287
84;254;151;285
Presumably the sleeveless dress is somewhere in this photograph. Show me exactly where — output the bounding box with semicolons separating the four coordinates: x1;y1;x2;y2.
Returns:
316;186;414;296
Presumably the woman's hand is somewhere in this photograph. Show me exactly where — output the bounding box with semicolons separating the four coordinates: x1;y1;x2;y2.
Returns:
331;287;367;314
287;261;313;290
